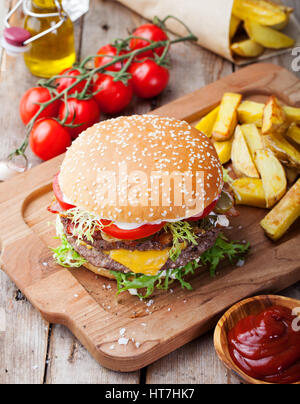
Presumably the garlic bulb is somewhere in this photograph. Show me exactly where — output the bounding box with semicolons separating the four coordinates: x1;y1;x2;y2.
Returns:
0;159;27;182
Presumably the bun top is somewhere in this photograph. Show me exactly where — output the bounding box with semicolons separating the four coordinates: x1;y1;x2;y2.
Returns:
59;115;223;223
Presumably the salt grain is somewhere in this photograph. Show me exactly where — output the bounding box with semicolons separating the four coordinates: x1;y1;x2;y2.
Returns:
118;338;129;345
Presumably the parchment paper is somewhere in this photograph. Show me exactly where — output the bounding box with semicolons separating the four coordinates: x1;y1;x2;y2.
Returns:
116;0;300;65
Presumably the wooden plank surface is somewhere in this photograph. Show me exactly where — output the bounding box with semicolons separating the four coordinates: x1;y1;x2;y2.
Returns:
0;0;50;385
0;0;299;384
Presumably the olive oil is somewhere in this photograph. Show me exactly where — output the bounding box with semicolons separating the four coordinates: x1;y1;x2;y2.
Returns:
24;0;76;78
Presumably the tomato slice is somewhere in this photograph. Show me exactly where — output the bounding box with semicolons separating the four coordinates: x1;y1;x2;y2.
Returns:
53;173;76;211
47;199;65;214
186;199;219;222
100;219;165;240
52;173;165;239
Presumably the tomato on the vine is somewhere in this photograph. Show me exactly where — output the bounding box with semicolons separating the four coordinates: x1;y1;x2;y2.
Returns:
93;74;133;115
58;97;100;139
29;119;71;161
95;44;127;71
55;68;89;95
128;60;170;99
130;23;168;58
20;87;60;125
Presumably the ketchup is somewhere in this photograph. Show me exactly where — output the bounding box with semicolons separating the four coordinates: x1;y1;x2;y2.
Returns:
228;306;300;384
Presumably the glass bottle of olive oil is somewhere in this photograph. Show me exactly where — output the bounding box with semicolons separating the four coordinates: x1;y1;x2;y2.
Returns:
24;0;76;78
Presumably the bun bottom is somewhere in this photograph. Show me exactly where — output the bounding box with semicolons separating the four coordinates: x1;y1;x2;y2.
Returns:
83;262;117;280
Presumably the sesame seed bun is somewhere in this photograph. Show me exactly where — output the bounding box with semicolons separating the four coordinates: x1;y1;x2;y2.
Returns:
59;115;223;223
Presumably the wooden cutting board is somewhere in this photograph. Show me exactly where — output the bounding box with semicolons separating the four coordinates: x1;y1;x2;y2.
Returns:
0;63;299;372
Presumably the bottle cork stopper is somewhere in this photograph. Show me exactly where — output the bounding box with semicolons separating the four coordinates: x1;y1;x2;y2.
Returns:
4;27;31;47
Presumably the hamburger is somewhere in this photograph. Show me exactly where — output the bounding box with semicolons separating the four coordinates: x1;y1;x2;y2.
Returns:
49;115;249;298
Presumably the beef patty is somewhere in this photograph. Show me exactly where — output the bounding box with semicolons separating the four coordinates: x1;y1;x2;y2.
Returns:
62;217;220;274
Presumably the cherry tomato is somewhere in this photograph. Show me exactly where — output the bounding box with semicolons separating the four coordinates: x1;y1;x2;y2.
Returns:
93;73;133;115
186;200;219;222
29;119;71;161
101;220;165;240
55;68;89;95
20;87;60;125
58;98;100;139
128;60;170;99
95;44;127;72
130;23;168;58
52;172;75;211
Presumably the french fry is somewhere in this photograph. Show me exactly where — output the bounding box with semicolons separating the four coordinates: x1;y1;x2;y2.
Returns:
232;177;266;208
240;124;264;158
238;101;264;126
285;166;299;186
262;133;300;171
232;0;287;26
271;6;293;30
230;15;241;40
231;125;260;178
212;93;242;142
244;19;295;49
286;123;300;145
262;96;288;135
213;139;233;165
284;106;300;123
261;179;300;241
238;102;300;126
195;106;220;138
255;149;287;208
231;39;264;58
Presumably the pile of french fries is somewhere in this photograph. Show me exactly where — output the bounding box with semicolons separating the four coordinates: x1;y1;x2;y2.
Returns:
195;93;300;241
230;0;295;59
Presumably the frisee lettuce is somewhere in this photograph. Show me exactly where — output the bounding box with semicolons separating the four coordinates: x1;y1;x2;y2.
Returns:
200;234;250;277
52;214;250;299
64;207;106;243
222;167;234;185
164;221;198;262
111;234;250;299
62;208;201;263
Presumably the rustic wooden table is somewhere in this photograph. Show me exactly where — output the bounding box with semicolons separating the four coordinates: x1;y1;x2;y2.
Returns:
0;0;299;384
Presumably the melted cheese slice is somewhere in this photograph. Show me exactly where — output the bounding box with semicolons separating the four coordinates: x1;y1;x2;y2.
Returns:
107;249;170;276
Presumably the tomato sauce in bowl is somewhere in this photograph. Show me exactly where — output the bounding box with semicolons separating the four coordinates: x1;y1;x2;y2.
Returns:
228;305;300;384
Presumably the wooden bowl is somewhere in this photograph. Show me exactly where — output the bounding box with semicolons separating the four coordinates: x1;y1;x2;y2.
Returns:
214;295;300;385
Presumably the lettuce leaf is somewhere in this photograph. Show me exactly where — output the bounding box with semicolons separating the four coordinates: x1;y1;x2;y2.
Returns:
111;261;200;299
52;234;87;268
200;234;250;277
111;234;250;298
52;215;250;298
52;216;87;268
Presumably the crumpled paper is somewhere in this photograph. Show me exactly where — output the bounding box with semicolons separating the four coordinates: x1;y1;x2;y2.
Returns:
116;0;300;64
62;0;89;22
